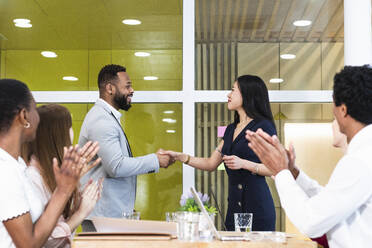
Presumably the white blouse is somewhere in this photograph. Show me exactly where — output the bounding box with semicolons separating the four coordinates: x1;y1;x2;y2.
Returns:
0;148;44;248
26;164;72;248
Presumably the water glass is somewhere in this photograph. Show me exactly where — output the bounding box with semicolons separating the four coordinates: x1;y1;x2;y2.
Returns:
198;213;215;242
234;213;253;232
176;212;200;241
122;211;141;220
165;212;177;222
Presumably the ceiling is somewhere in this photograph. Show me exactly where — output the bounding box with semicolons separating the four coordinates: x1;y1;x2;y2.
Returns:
0;0;350;51
0;0;183;50
196;0;345;43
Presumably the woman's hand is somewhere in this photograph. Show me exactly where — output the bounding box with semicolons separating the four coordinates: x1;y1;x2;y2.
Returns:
78;141;101;178
53;145;83;196
76;178;103;218
161;150;186;163
66;178;103;231
223;155;245;170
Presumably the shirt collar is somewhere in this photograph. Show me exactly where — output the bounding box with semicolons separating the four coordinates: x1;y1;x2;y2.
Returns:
0;147;27;171
346;124;372;154
97;98;122;121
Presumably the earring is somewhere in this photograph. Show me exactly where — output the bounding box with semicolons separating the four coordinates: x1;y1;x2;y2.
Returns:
24;122;31;129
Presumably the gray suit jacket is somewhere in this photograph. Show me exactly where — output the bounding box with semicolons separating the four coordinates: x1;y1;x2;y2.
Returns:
79;99;159;218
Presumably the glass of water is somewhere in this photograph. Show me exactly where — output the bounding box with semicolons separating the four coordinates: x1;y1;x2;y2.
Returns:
176;212;200;241
165;212;177;222
234;213;253;232
122;211;141;220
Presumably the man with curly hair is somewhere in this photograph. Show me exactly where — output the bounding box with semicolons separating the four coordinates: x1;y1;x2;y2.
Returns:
246;66;372;248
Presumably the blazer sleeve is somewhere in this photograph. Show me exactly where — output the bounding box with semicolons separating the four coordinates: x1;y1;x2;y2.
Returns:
88;120;159;178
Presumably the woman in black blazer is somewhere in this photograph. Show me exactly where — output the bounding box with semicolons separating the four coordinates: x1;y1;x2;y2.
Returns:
163;75;276;231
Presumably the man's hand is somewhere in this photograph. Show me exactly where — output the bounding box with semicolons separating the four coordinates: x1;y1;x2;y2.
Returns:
156;149;172;168
286;143;299;179
245;128;289;176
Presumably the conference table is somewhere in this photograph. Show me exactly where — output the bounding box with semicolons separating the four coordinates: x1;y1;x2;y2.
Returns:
72;236;317;248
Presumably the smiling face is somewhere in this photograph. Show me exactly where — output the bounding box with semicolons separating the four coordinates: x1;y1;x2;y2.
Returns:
227;81;243;111
112;71;134;111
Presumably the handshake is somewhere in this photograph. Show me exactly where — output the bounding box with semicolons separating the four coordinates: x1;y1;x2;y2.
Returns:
155;149;182;168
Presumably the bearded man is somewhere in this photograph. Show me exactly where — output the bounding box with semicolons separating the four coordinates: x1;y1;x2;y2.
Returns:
79;64;172;218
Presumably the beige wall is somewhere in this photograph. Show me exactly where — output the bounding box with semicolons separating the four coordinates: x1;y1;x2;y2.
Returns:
238;42;344;90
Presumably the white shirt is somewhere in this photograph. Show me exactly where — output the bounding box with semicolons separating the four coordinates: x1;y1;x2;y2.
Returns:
275;124;372;248
97;98;122;122
0;148;44;248
26;164;72;248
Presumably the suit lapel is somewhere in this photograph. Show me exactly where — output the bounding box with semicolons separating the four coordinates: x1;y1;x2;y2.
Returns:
109;112;133;157
95;100;133;157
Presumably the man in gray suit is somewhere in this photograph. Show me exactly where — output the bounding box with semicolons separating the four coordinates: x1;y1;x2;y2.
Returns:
79;64;172;218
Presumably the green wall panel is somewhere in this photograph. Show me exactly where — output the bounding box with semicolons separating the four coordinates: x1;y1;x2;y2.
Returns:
123;103;182;220
2;50;89;91
1;49;182;91
88;50;112;90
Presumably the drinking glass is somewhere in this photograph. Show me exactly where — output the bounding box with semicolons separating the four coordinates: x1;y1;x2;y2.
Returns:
176;212;200;241
122;211;141;220
234;213;253;232
165;212;177;222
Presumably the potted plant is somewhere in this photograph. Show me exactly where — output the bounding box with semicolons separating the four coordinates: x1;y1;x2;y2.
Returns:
179;191;217;215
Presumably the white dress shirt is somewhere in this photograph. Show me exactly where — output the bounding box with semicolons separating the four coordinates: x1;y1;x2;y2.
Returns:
98;98;122;122
0;148;44;248
275;124;372;248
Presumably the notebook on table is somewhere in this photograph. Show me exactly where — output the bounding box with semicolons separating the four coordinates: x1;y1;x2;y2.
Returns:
77;218;177;241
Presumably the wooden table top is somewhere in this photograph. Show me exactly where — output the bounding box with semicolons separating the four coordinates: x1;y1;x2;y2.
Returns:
72;236;317;248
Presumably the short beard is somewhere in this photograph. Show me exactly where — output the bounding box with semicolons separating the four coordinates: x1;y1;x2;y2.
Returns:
113;92;131;111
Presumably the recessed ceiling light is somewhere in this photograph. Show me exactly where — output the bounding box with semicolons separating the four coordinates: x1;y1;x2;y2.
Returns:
280;54;296;60
269;78;284;83
63;76;78;81
41;51;57;58
13;18;32;28
135;52;150;57
166;130;176;133
122;19;141;25
162;118;177;123
13;18;31;24
163;110;174;114
293;20;312;27
144;76;158;80
15;23;32;28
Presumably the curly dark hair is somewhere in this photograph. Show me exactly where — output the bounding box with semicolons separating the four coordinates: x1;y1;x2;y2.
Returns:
98;64;126;90
333;65;372;125
0;79;32;134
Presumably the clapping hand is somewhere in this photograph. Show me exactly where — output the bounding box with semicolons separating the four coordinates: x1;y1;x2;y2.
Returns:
245;128;289;176
76;178;103;218
54;145;83;195
78;141;101;177
286;143;299;179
